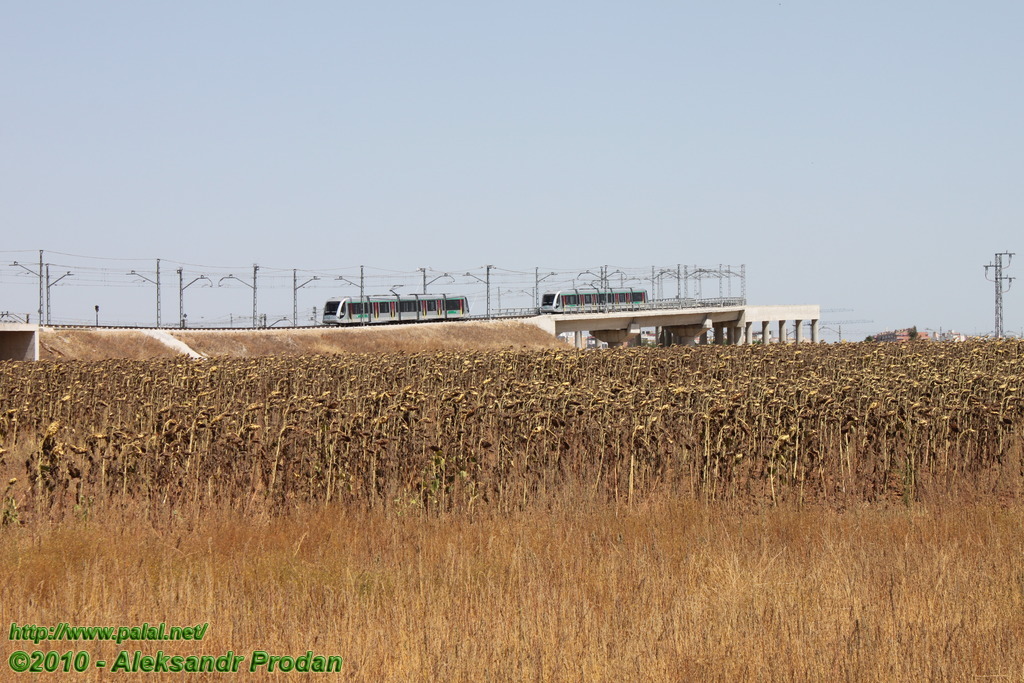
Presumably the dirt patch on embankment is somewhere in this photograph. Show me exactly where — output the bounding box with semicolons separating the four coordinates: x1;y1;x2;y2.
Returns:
40;328;184;361
38;320;565;360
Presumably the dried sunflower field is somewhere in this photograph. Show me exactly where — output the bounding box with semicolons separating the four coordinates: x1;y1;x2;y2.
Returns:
3;341;1024;519
3;341;1024;680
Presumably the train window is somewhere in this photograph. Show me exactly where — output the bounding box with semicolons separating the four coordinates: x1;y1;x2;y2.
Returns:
541;293;555;306
444;298;462;311
323;301;340;316
349;302;365;315
426;299;438;312
400;300;417;313
633;292;644;302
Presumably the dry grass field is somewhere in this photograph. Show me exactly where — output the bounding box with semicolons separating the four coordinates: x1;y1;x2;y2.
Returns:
38;320;565;360
3;341;1024;680
38;328;184;361
2;499;1023;680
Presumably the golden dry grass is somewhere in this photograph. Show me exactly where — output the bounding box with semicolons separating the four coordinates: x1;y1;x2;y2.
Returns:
38;329;182;361
37;321;566;360
174;320;565;357
2;497;1023;681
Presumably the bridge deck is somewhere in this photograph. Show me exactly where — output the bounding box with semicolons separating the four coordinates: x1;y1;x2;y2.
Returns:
526;304;820;346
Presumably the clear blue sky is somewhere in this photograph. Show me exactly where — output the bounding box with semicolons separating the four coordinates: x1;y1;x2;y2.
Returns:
2;2;1021;335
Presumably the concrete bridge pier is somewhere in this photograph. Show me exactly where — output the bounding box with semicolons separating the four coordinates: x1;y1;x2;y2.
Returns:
733;325;749;348
537;303;820;350
591;328;638;347
733;324;745;345
591;320;641;348
741;313;823;346
663;317;713;346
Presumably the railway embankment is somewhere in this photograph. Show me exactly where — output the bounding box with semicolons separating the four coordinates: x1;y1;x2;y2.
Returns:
37;320;566;360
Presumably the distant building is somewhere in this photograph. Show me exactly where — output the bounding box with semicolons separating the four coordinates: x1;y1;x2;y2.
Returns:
872;327;931;342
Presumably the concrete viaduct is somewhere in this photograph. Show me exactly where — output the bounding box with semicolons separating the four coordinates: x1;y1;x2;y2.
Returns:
0;304;819;359
528;304;821;348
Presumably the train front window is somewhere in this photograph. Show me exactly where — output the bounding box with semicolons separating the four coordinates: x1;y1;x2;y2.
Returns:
541;294;555;306
324;301;340;316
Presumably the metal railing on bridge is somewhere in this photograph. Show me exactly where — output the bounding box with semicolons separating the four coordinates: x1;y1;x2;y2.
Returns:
487;297;747;319
645;297;746;310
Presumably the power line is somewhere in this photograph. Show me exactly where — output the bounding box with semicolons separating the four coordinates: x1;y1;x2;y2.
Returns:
1;254;749;327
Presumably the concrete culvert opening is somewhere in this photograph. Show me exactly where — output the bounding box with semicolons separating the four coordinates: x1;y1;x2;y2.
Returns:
0;324;39;361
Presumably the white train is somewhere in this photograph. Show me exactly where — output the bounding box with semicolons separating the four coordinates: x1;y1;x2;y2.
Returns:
539;288;647;314
322;294;469;325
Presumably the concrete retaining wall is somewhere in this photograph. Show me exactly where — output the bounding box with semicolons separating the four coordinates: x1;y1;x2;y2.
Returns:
0;324;39;361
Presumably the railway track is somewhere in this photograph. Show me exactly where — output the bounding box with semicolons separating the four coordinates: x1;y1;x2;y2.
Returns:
40;299;740;331
45;315;536;332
